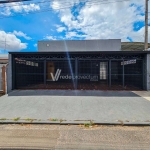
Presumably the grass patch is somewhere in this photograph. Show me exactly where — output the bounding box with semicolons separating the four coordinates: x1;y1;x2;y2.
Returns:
13;117;20;121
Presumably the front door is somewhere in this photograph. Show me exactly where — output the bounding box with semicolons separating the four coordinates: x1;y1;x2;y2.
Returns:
100;62;108;80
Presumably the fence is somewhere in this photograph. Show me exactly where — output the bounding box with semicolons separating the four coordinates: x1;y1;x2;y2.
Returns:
0;65;6;94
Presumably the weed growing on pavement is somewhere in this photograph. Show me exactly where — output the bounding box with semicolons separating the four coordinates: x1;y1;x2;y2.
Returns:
84;121;95;128
0;118;6;121
84;123;91;127
49;118;58;121
118;120;124;125
145;120;150;122
13;117;20;121
25;118;36;122
90;120;95;126
60;119;66;123
0;94;4;97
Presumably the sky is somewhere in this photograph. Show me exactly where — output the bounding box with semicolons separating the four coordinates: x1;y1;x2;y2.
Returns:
0;0;149;54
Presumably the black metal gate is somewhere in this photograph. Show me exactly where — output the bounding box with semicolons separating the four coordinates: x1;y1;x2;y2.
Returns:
13;53;144;90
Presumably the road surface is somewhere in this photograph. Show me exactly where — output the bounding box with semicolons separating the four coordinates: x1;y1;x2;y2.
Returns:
0;124;149;150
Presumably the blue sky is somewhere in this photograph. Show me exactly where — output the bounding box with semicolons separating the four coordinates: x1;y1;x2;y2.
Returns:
0;0;148;54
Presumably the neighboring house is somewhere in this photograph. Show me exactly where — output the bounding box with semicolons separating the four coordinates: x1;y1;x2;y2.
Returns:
0;54;8;64
121;42;150;51
7;40;150;93
0;54;8;94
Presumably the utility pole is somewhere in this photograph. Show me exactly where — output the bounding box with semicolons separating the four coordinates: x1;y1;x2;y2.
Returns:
145;0;149;51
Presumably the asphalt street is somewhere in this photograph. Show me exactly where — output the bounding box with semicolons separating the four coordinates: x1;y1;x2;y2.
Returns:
0;124;150;150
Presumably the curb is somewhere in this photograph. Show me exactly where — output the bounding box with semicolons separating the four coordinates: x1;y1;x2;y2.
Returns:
0;120;150;126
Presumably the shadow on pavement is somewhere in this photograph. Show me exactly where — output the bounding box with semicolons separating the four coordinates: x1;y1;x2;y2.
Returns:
7;90;141;97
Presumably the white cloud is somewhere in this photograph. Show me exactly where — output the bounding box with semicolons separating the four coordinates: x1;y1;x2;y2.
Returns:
51;0;80;10
20;3;40;13
13;30;32;40
1;2;40;16
45;35;56;40
66;31;77;38
66;31;86;39
44;35;65;40
51;1;62;10
50;0;148;42
1;7;11;16
34;44;37;47
57;26;66;32
0;30;27;51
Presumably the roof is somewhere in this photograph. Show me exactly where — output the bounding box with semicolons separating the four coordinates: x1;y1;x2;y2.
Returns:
7;42;150;54
9;51;150;55
0;54;8;64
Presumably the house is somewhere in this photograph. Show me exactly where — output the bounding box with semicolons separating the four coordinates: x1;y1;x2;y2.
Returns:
0;54;8;94
7;39;150;93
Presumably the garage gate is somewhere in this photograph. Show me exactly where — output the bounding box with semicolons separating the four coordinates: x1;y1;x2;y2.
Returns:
12;53;144;90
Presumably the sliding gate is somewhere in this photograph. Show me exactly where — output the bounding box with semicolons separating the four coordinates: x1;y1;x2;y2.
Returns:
13;54;144;90
15;58;76;89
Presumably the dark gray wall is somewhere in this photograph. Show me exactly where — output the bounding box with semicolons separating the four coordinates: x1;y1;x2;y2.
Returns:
38;39;121;52
147;54;150;90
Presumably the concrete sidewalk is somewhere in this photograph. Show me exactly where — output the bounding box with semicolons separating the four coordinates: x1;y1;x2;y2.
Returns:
0;90;150;125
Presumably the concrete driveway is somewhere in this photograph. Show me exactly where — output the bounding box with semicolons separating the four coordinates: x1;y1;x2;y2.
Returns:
0;90;150;125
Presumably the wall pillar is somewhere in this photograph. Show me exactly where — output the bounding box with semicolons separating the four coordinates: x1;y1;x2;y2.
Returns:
146;54;150;90
7;54;12;93
122;60;124;89
44;60;46;85
109;60;111;88
2;66;6;94
75;58;78;89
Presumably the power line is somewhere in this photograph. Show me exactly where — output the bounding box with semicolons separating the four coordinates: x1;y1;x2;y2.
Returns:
0;0;49;8
0;0;130;19
0;0;130;10
0;0;107;9
0;0;31;4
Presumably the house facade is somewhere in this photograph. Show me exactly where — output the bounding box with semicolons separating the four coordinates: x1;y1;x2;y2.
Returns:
7;40;150;93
